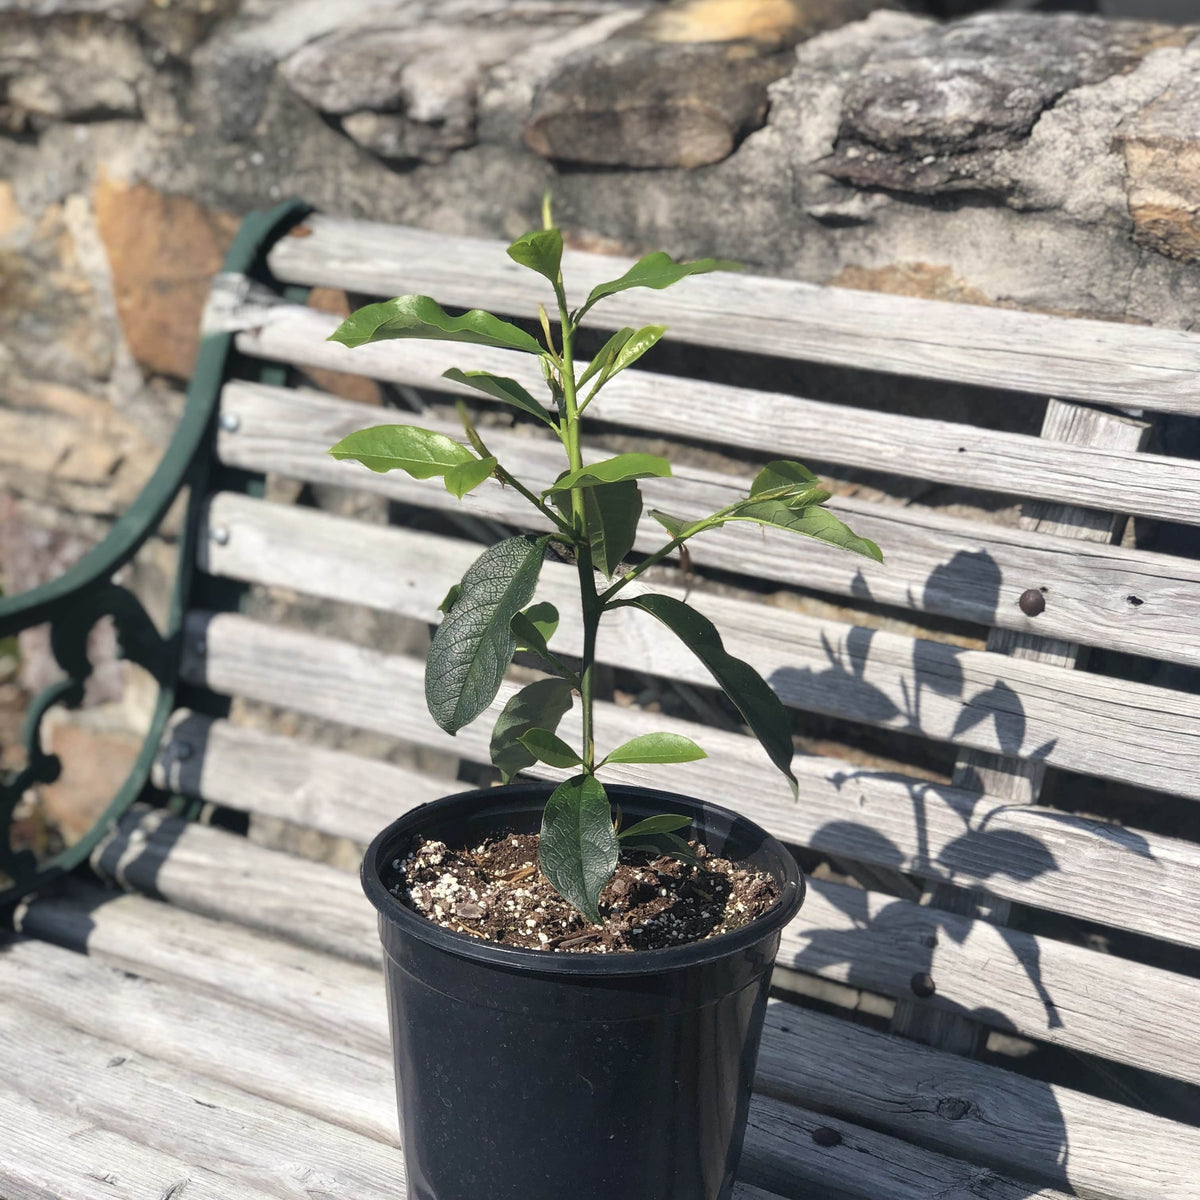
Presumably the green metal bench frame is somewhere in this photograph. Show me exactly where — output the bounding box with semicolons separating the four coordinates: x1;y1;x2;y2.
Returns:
0;201;312;911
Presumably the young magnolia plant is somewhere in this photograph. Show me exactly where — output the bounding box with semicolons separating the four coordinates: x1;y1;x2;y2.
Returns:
328;203;882;924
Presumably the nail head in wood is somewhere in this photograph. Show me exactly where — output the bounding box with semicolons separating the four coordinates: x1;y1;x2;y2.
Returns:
219;412;241;433
1019;588;1046;616
910;972;937;999
812;1126;842;1148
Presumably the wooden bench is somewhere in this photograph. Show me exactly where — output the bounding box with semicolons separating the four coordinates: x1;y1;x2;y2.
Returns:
2;200;1199;1199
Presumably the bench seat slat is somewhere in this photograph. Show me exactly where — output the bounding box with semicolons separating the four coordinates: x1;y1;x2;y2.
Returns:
0;1087;280;1200
89;802;1200;1090
231;311;1200;527
0;962;406;1199
47;828;1195;1200
217;383;1200;669
265;215;1200;416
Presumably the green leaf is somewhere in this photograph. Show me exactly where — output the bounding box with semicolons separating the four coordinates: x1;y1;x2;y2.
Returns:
329;294;543;356
617;812;693;839
438;583;462;615
490;678;574;783
750;460;820;498
580;252;741;316
517;602;559;646
722;501;883;563
649;510;691;539
624;831;702;868
611;325;666;375
511;612;563;672
442;369;555;427
507;227;563;285
549;453;672;494
538;774;618;923
613;593;797;797
426;535;549;734
517;727;582;768
444;455;496;499
582;480;642;578
577;327;634;388
604;732;707;766
328;424;474;477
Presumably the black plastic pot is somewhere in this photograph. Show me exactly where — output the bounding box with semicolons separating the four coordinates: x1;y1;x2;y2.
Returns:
361;782;805;1200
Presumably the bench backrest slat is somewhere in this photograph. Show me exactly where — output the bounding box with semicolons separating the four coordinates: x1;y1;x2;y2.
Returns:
267;216;1200;415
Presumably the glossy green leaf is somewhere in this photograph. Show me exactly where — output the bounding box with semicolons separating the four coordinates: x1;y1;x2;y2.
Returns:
580;252;741;316
507;227;563;285
328;424;473;477
444;455;496;499
577;327;634;388
604;732;707;766
438;583;462;615
549;454;672;494
582;480;642;578
624;831;702;868
489;678;574;783
749;460;819;498
426;535;548;734
617;812;693;839
329;294;543;355
611;325;666;375
539;774;618;923
613;593;797;797
723;501;883;562
442;369;555;427
517;727;582;768
649;510;691;539
517;601;559;646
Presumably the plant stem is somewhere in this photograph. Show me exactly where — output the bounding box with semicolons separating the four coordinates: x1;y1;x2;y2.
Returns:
555;283;598;773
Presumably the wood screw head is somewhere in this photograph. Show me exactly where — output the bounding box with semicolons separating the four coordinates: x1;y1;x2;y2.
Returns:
910;971;936;998
1019;588;1046;617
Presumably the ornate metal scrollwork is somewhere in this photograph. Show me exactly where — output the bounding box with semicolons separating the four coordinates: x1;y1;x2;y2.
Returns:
0;584;168;884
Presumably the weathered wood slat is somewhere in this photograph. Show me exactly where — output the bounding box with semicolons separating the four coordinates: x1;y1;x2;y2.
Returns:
194;502;1200;799
264;215;1200;415
231;307;1200;526
217;382;1200;668
82;798;1200;1089
154;707;452;845
0;1083;282;1200
0;987;406;1200
0;935;396;1147
157;696;1200;955
38;840;1196;1199
892;399;1150;1053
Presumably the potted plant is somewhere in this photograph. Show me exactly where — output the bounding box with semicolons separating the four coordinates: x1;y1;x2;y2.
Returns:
329;200;882;1200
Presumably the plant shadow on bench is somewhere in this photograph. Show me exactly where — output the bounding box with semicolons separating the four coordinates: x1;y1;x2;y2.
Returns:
762;547;1163;1194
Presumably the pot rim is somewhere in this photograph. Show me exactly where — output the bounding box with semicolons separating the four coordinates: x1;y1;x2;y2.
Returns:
361;782;805;978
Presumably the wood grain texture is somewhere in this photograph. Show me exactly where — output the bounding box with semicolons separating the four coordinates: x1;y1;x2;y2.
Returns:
264;216;1200;414
159;693;1200;954
0;935;396;1147
18;875;1191;1199
0;983;406;1200
217;382;1200;669
81;780;1200;1088
230;306;1200;526
892;399;1151;1052
193;510;1200;800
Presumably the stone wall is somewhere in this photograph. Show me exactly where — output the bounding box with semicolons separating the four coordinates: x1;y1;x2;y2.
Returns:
2;0;1199;834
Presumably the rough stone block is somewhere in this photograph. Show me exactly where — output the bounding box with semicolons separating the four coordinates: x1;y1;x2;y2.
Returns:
1119;72;1200;264
93;171;239;379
